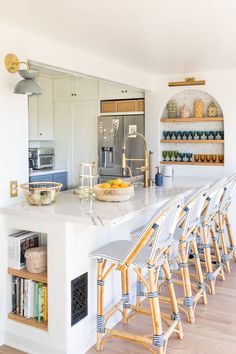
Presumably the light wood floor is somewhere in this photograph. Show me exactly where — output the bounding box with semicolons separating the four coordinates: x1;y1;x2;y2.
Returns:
87;262;236;354
1;263;236;354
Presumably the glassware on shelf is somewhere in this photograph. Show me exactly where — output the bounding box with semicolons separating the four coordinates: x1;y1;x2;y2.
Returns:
179;153;184;162
173;151;179;161
206;154;212;163
208;131;214;140
162;150;168;161
197;131;203;140
168;150;174;161
218;154;224;163
171;131;177;140
179;131;184;140
168;131;173;140
200;154;206;163
212;154;217;163
204;131;210;140
219;131;224;140
190;131;195;140
163;131;168;140
194;154;200;162
212;131;217;140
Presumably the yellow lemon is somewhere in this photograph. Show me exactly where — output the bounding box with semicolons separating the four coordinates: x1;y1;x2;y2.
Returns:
111;184;120;188
120;182;129;188
100;183;111;188
112;178;123;186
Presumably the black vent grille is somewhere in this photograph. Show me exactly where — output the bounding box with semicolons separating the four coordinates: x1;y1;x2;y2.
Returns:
71;272;88;326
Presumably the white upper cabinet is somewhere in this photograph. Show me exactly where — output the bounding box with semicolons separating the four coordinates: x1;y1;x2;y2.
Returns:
53;77;98;101
28;76;54;141
99;81;144;100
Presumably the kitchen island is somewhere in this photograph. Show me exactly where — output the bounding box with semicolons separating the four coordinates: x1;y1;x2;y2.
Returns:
0;177;212;354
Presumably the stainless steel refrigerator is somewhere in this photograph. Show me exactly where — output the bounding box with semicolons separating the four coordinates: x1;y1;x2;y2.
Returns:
98;114;145;177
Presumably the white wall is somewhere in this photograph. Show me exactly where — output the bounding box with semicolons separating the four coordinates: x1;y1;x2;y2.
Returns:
0;24;153;207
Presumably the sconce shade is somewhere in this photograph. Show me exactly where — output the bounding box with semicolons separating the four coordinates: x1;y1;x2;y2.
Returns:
14;78;42;95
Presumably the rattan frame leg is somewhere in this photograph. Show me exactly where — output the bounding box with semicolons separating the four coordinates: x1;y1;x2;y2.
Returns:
121;268;130;324
179;242;195;324
225;213;236;261
191;237;207;305
162;258;183;340
210;225;225;281
96;259;105;351
202;225;215;295
218;213;230;273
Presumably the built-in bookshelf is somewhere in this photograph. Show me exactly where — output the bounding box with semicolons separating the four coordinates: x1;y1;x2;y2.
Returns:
8;230;48;331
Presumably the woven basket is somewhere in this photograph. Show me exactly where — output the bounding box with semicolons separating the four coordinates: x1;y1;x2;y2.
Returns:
21;182;63;206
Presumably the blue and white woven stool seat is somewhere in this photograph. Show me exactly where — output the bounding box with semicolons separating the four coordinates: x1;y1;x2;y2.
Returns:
90;240;166;268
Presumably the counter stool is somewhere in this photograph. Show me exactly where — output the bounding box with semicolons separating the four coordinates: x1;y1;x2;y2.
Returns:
197;178;226;295
165;187;208;324
214;175;236;272
89;196;183;354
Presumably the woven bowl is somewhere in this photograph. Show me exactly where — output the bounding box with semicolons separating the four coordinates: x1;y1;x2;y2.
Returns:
94;183;134;202
21;182;63;206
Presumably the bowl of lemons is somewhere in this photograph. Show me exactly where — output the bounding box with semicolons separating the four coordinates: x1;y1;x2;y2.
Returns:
94;179;134;202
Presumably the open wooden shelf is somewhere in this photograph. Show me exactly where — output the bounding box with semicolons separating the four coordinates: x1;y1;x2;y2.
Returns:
8;267;47;284
160;139;224;144
160;161;224;166
161;117;224;123
8;312;48;331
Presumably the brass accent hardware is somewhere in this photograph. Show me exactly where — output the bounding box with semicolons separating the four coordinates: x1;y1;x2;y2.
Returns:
10;180;18;198
4;53;29;73
122;132;150;188
168;77;206;87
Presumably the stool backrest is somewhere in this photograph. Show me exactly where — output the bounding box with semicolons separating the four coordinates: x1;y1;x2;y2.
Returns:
220;174;236;211
180;187;208;240
202;178;226;222
119;195;183;268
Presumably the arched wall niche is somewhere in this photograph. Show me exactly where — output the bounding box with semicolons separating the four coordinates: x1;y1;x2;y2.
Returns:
160;89;224;166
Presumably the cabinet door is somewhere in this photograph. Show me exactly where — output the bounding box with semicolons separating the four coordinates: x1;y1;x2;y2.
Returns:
53;77;72;100
29;174;53;183
38;77;54;140
117;100;136;112
28;95;38;140
72;78;98;100
53;172;68;191
135;99;144;112
99;81;144;99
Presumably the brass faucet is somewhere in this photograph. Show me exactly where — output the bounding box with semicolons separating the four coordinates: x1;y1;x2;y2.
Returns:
121;132;150;188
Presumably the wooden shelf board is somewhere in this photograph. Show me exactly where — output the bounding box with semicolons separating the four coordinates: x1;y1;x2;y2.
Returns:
160;139;224;144
160;161;224;166
161;117;224;123
8;267;47;284
8;312;48;331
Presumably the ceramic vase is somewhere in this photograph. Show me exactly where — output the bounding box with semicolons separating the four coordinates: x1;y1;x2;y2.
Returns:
180;105;191;118
207;101;218;117
194;100;204;118
167;100;177;118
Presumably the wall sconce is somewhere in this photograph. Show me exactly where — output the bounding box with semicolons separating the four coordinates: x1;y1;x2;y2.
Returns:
4;53;42;95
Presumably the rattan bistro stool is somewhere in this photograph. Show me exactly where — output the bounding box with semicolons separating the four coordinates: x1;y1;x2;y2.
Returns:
197;178;226;295
89;196;183;354
166;187;208;324
215;175;236;272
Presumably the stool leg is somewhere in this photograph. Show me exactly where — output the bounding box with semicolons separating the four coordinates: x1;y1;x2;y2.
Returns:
218;213;230;273
202;225;215;295
96;259;105;351
148;266;165;354
179;242;195;324
136;268;144;307
210;225;225;281
191;237;207;305
162;258;183;340
225;213;236;261
121;268;130;324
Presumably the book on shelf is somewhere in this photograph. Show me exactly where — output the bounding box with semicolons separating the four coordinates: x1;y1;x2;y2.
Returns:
11;276;47;322
8;231;41;270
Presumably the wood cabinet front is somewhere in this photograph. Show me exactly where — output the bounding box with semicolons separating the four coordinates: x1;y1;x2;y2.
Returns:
117;100;136;112
101;101;117;113
101;99;144;113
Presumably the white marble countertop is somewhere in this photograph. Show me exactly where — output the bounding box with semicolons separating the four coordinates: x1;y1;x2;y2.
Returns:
0;177;212;227
29;168;68;176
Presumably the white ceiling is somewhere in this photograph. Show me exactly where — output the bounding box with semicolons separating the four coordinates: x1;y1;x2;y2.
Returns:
1;0;236;75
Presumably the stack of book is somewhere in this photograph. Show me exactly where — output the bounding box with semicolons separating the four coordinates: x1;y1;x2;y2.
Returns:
8;231;41;270
12;276;47;322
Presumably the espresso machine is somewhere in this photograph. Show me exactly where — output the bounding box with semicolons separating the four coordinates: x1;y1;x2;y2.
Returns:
98;115;145;178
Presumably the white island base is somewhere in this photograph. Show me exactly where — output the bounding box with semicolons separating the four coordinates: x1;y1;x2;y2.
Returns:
0;177;211;354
